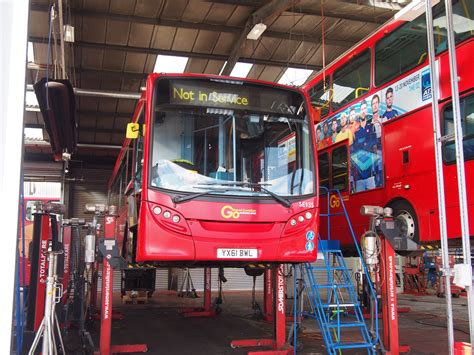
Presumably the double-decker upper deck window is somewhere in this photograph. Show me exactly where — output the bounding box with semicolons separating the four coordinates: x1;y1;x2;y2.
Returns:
332;50;371;111
308;78;331;118
375;12;427;87
443;95;474;163
433;1;474;55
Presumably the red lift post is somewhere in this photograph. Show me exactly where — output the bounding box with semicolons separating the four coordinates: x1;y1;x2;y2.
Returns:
26;212;51;332
181;267;216;318
96;212;147;355
263;269;273;322
231;264;292;355
380;238;410;354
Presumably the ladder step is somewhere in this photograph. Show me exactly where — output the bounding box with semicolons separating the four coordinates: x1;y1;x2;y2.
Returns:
327;322;365;328
322;303;356;308
334;342;373;349
314;284;352;289
320;212;345;216
311;266;347;271
318;249;344;253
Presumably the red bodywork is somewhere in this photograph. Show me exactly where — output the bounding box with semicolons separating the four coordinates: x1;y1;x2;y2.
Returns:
109;74;319;265
304;16;474;248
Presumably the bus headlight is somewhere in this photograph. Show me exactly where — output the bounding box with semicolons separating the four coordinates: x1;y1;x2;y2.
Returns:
153;206;162;215
172;215;180;223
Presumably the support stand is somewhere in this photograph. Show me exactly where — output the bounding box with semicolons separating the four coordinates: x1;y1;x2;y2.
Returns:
181;268;216;317
28;251;66;355
95;212;147;355
263;269;273;322
231;264;293;354
380;235;410;354
178;268;198;298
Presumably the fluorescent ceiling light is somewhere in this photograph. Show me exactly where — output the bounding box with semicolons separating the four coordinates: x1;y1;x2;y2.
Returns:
153;54;189;73
24;127;43;141
247;23;267;40
394;0;440;21
229;62;253;78
27;42;34;63
278;68;313;86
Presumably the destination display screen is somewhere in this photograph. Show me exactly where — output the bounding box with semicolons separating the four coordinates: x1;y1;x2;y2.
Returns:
155;78;301;115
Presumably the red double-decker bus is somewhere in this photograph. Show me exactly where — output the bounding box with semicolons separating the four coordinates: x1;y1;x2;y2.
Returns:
304;1;473;251
108;73;319;265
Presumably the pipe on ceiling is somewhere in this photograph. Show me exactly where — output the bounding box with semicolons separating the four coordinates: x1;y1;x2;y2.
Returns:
26;84;141;100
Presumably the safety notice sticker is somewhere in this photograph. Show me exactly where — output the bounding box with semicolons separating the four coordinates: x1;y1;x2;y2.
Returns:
305;241;314;252
306;231;315;241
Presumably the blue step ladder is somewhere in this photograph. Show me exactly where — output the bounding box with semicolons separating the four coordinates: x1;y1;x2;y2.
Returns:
300;188;378;354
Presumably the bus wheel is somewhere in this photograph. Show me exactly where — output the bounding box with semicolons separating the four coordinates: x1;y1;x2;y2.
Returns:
389;200;418;242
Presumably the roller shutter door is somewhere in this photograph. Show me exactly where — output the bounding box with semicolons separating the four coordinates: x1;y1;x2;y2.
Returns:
176;267;264;292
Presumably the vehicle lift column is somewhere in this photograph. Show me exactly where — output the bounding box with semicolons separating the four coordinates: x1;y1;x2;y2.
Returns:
96;209;147;354
263;268;274;322
231;264;292;354
181;267;217;317
361;205;412;354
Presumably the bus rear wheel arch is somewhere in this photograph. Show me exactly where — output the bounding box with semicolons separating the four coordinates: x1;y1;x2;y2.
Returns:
386;199;419;245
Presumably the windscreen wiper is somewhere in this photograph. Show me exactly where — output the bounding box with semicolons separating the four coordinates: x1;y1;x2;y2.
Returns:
173;188;230;204
197;181;292;208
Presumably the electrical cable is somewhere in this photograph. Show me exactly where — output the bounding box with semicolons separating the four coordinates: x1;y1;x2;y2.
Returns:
413;313;470;335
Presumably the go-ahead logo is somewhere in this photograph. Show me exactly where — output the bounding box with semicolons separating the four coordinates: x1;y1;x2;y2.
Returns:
221;205;257;219
330;195;341;208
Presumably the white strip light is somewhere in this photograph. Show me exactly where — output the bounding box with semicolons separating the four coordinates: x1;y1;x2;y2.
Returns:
394;0;440;21
154;54;189;73
247;23;267;40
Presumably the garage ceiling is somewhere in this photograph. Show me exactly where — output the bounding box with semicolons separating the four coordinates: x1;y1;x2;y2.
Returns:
24;0;404;163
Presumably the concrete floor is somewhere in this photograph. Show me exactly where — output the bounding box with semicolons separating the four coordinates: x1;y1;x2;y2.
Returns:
64;290;470;354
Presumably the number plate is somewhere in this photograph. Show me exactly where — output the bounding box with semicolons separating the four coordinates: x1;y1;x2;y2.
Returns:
217;248;258;259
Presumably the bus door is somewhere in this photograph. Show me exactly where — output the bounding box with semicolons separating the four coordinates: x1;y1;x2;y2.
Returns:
318;142;351;243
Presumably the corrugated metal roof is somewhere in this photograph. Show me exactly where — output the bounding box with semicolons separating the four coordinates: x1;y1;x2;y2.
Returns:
26;0;400;161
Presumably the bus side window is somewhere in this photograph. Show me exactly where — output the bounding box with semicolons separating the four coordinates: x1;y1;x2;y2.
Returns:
374;10;427;86
332;146;348;191
308;78;331;119
443;95;474;163
332;49;371;111
433;1;474;55
318;152;329;194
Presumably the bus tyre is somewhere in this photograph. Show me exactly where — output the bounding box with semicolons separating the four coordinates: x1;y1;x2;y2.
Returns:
388;200;419;256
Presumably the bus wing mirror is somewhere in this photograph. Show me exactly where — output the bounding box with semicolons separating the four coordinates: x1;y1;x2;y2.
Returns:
126;123;139;139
